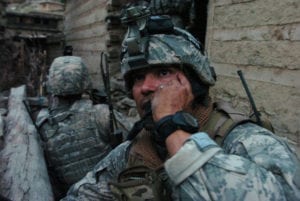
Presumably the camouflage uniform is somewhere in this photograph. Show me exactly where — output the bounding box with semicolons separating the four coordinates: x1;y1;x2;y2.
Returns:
36;56;125;199
61;11;300;201
61;122;299;201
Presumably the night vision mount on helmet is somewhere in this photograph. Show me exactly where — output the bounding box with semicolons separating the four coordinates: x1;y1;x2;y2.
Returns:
120;5;216;90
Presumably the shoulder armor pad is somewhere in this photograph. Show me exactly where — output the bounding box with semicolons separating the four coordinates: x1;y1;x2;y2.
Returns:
214;101;250;122
36;108;49;127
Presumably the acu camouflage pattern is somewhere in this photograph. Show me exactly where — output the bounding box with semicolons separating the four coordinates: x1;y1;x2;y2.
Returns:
61;141;132;201
222;122;300;201
165;133;287;201
47;56;92;96
60;122;300;201
121;28;215;87
37;99;112;185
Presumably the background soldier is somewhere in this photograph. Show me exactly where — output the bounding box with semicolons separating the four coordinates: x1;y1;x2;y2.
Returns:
36;56;129;200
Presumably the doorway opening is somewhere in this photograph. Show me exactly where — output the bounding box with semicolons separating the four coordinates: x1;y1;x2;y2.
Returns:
190;0;209;49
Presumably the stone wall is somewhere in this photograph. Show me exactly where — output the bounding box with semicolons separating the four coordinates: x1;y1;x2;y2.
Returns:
206;0;300;152
64;0;110;89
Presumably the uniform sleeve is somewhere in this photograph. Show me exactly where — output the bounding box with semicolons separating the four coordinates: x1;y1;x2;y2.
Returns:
93;104;111;143
223;123;300;200
164;132;288;201
60;141;131;201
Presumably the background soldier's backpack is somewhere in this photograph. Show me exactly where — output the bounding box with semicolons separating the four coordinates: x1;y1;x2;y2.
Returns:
36;102;110;186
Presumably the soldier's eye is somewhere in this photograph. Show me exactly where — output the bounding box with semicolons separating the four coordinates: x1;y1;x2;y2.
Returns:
158;68;171;77
132;73;145;84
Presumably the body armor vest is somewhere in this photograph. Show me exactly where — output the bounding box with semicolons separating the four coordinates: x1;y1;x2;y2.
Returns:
110;101;254;201
38;103;109;185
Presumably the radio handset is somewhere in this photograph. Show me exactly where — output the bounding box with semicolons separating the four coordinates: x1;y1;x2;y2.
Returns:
127;101;154;140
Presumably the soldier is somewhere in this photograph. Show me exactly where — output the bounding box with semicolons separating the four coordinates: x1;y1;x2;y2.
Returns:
36;56;129;200
61;12;300;201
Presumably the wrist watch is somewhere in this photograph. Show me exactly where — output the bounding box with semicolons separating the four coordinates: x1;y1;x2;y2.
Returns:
154;111;199;143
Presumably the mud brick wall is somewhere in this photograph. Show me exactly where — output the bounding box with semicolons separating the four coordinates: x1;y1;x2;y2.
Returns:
206;0;300;153
65;0;109;89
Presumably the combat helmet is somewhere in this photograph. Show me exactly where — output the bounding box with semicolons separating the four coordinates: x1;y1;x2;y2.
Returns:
120;5;216;90
47;56;92;96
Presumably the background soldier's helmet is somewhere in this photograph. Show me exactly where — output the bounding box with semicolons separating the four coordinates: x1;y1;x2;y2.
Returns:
47;56;92;96
120;14;216;90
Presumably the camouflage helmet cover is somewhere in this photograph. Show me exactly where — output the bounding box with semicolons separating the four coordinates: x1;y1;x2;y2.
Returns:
121;27;216;89
47;56;92;96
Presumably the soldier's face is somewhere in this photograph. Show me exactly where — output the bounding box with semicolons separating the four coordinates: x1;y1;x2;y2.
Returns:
131;66;194;118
